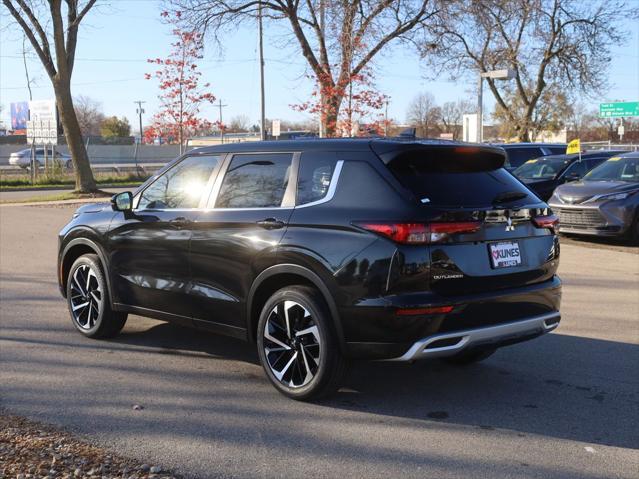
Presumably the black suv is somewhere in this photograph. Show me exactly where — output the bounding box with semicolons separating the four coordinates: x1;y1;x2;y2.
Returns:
58;139;562;400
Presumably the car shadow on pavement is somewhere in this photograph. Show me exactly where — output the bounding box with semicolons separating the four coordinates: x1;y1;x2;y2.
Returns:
99;320;639;451
329;332;639;450
2;311;637;456
108;320;260;364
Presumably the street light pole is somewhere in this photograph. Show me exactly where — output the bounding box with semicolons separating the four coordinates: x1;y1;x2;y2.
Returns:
477;69;515;143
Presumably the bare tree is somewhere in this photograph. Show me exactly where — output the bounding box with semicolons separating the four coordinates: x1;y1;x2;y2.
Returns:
406;92;441;137
422;0;627;142
439;99;474;139
2;0;99;192
167;0;440;137
228;114;250;132
492;84;572;141
74;95;104;137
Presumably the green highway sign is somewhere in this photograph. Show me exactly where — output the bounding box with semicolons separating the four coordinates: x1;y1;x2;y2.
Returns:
599;101;639;118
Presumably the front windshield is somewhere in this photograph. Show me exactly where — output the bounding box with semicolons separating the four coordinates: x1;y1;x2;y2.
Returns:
514;157;570;180
583;157;639;182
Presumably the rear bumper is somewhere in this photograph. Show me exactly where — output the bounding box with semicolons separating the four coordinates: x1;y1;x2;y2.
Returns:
342;276;562;359
389;311;559;361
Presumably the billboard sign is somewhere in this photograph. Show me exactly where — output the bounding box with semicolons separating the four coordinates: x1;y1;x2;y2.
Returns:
10;102;29;131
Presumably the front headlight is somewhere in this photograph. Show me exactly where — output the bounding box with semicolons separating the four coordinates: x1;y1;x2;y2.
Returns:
603;192;630;201
584;190;637;203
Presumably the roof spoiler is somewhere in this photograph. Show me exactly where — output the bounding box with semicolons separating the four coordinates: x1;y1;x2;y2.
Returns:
399;127;416;139
371;143;506;170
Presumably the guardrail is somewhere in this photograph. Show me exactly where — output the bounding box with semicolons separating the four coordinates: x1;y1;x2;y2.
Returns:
581;141;638;151
0;163;165;176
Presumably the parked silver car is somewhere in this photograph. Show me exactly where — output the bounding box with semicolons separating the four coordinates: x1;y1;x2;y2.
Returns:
8;148;72;169
548;151;639;241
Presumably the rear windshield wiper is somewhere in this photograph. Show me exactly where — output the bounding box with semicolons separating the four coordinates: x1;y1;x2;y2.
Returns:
492;191;528;205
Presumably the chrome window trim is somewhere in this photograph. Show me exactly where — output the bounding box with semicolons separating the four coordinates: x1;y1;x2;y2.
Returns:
295;160;344;209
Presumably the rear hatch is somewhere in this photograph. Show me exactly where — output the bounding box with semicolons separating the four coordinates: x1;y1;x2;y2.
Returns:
375;143;559;296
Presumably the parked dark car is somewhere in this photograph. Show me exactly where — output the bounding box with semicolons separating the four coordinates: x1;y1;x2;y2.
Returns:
549;151;639;241
58;139;562;400
495;143;567;171
513;151;624;201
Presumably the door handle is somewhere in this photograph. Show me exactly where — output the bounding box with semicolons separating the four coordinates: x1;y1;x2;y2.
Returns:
169;217;192;228
257;218;285;230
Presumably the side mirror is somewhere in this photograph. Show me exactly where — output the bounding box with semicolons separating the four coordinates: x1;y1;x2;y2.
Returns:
565;172;581;182
111;191;133;211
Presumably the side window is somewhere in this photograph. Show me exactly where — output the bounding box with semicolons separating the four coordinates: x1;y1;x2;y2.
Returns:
216;153;293;208
587;157;606;171
137;155;221;210
564;161;588;178
297;153;338;205
507;148;544;169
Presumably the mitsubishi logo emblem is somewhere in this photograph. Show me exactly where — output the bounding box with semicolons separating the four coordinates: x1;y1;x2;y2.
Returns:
505;214;515;232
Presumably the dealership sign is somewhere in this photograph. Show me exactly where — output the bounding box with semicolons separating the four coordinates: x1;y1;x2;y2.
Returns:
26;120;58;145
599;101;639;118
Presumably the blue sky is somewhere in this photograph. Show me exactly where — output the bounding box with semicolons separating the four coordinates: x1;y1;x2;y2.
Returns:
1;1;638;131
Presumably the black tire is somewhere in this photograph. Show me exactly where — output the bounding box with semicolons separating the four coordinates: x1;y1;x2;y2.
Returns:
66;254;127;339
442;347;496;366
257;286;348;400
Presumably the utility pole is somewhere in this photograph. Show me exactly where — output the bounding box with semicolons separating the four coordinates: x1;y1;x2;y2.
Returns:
258;0;266;141
134;101;145;143
134;101;145;174
477;76;483;143
384;99;389;137
22;35;33;101
217;99;228;143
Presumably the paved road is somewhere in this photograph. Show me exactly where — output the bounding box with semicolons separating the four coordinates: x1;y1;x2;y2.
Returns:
1;204;638;479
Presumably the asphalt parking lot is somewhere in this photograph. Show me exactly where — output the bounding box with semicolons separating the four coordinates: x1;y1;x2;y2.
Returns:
1;203;638;479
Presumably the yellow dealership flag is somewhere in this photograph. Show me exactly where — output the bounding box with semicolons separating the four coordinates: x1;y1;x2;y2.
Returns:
566;139;581;154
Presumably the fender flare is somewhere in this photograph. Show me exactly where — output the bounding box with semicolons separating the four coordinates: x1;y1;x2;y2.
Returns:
61;237;113;306
247;264;346;352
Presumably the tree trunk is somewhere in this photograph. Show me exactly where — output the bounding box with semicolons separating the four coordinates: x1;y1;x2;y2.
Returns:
54;79;96;192
322;94;343;138
516;122;531;142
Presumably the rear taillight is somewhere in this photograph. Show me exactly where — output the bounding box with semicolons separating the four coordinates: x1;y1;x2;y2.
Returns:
355;221;480;244
532;214;559;232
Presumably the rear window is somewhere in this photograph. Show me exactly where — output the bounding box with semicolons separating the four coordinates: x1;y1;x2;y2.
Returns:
387;152;534;207
505;147;544;169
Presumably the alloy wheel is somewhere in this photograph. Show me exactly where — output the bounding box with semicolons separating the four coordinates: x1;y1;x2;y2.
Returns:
263;300;321;388
69;264;102;330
